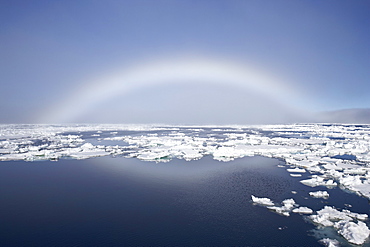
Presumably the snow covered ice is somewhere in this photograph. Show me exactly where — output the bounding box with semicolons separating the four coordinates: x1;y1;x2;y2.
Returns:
310;191;330;199
252;194;369;245
252;195;313;217
300;176;338;188
1;123;370;245
310;206;369;245
267;198;297;217
320;238;340;247
292;207;313;214
251;195;274;206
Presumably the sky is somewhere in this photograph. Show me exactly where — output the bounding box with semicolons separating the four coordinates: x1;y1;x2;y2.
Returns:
0;0;369;124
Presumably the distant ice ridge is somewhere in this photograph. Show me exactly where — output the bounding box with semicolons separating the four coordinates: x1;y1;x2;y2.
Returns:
0;124;166;161
1;123;370;200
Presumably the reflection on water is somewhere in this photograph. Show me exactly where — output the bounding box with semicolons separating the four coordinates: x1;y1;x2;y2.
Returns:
0;156;367;246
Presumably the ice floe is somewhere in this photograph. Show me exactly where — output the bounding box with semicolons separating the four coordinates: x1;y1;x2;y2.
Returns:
310;206;366;227
319;238;340;247
335;220;370;245
300;176;338;188
252;195;370;245
287;167;306;173
292;207;313;214
252;196;304;217
267;198;297;217
290;173;302;177
310;206;369;245
251;195;274;206
309;191;330;199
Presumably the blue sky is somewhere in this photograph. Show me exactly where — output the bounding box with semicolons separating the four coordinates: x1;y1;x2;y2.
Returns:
1;0;369;124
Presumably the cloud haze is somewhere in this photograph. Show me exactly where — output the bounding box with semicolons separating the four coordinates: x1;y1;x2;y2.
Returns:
61;82;307;125
315;109;370;124
0;1;369;124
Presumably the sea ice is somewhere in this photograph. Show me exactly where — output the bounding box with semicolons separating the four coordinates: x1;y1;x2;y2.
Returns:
292;207;313;214
319;238;340;247
300;176;337;188
287;167;306;173
267;198;297;217
251;195;274;206
334;220;370;245
309;191;330;199
1;119;370;247
309;206;369;245
309;206;367;227
290;174;302;177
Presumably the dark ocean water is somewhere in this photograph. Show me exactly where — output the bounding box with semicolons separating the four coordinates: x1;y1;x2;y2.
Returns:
0;156;369;246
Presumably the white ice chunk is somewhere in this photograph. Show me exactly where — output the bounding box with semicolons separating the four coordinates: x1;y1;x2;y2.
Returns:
292;207;313;214
343;168;367;175
281;198;296;210
267;206;291;217
290;173;302;177
267;198;297;217
342;209;368;221
306;166;323;173
339;175;370;199
319;238;340;247
60;143;109;160
309;191;330;199
322;163;342;171
180;148;203;161
310;206;353;227
137;151;171;162
212;146;254;161
251;195;274;206
334;220;370;245
310;206;368;233
80;143;95;150
286;159;319;168
300;176;337;188
287;167;306;173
